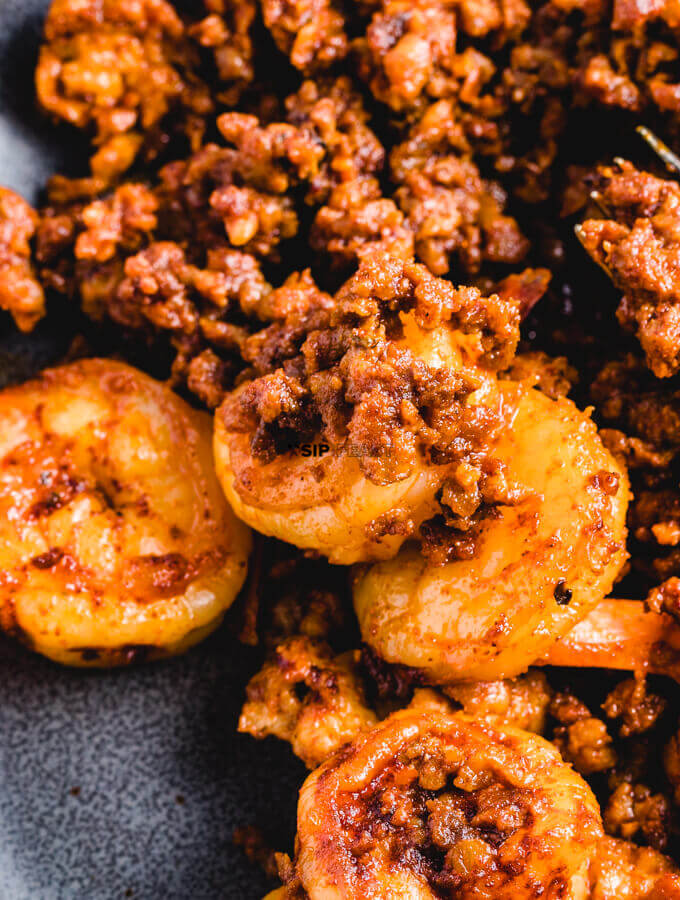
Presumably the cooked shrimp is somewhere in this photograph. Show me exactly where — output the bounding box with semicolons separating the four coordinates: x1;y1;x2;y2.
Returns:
215;253;519;565
589;836;680;900
541;599;680;682
290;707;603;899
215;328;503;565
0;358;251;666
354;385;629;682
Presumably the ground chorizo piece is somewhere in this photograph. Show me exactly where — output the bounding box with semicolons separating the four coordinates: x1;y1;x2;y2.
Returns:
590;354;680;599
36;181;159;322
156;108;337;260
603;678;667;737
261;0;349;72
579;162;680;377
390;100;529;276
0;188;45;332
551;690;618;775
35;0;213;178
238;636;377;768
310;176;414;266
284;77;385;205
188;0;257;105
604;782;671;850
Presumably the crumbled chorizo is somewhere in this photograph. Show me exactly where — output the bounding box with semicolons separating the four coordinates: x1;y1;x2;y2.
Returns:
310;176;414;267
261;0;348;72
188;0;256;105
0;188;45;332
238;636;377;768
35;0;211;178
551;690;618;774
604;782;671;850
579;162;680;378
220;251;520;484
390;100;529;276
444;670;553;733
603;678;667;737
284;76;385;205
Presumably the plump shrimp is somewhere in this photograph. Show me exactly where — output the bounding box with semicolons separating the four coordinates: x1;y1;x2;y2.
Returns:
214;253;520;565
287;707;603;899
541;599;680;682
0;358;251;665
354;384;629;682
215;326;502;565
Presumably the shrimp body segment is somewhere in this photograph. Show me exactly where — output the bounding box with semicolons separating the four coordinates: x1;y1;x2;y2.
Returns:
0;359;252;666
354;386;629;682
215;322;502;566
293;708;603;899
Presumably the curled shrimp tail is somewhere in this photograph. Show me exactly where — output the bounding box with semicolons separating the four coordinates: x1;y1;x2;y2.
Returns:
540;599;680;683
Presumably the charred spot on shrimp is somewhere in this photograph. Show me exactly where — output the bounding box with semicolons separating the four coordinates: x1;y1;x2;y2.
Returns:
554;580;573;605
31;547;65;569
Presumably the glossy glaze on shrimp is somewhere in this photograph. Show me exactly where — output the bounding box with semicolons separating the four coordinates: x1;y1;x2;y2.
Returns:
215;253;521;565
542;599;680;682
0;358;251;665
354;384;629;682
288;707;603;899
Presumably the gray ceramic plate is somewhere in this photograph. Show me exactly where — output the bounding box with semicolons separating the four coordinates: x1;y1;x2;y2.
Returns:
0;2;305;897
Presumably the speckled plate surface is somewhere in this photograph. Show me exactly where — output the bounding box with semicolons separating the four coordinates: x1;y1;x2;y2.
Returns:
0;3;305;897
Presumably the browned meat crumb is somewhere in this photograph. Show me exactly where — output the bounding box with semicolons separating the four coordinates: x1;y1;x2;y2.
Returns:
591;354;680;589
35;181;158;322
284;77;385;205
580;162;680;378
157;110;317;260
355;0;459;113
310;176;414;267
261;0;348;72
35;0;213;179
550;690;618;775
0;188;46;332
390;100;529;276
238;636;377;768
603;678;667;738
220;251;520;485
188;0;256;105
604;782;672;850
444;670;553;733
647;578;680;624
